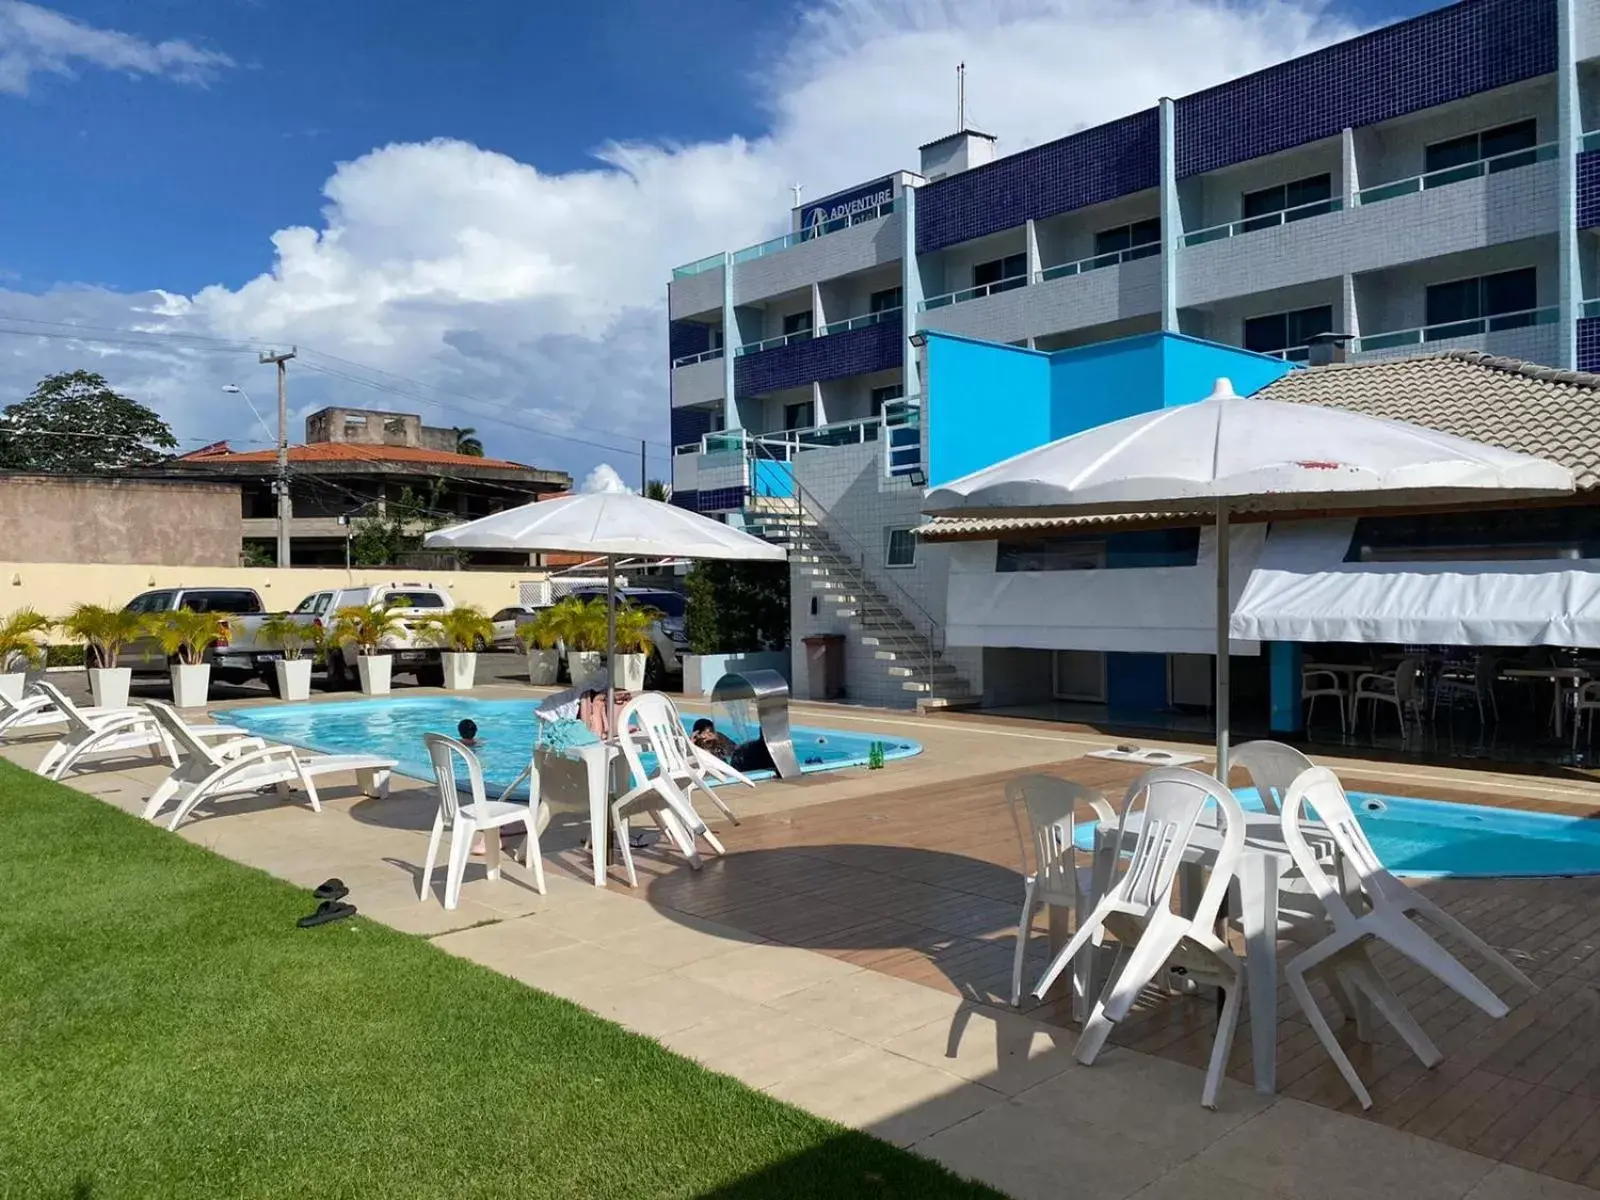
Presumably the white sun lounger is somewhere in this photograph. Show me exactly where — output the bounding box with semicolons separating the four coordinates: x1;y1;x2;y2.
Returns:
0;683;129;738
141;699;396;830
33;681;244;782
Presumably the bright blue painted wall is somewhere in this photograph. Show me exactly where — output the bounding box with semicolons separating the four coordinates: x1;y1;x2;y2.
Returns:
1161;336;1295;407
1107;653;1168;715
925;334;1051;486
1047;334;1165;438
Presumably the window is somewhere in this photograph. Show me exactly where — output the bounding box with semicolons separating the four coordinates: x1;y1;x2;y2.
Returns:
1241;173;1333;230
885;527;917;568
997;529;1200;572
293;592;332;615
123;591;174;614
1424;268;1537;337
1347;508;1600;563
781;311;813;339
1243;305;1334;361
870;384;903;418
1424;119;1537;183
972;253;1027;293
382;590;447;609
1093;218;1161;261
183;590;263;614
869;287;902;314
783;400;815;430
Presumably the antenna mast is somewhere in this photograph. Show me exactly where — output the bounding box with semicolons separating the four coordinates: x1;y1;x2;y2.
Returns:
957;62;966;130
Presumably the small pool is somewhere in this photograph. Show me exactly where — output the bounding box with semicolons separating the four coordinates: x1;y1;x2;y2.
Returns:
1073;786;1600;879
227;696;921;798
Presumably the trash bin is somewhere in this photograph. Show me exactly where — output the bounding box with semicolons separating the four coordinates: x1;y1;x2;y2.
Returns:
802;634;845;701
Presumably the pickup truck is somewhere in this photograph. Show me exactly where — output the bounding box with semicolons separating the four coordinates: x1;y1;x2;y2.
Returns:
118;587;269;686
224;581;455;691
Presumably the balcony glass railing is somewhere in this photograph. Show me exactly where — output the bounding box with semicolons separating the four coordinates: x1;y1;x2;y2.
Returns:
704;197;897;271
1182;196;1343;247
1356;141;1557;206
1261;345;1311;363
1584;132;1600;153
1354;305;1560;352
671;252;726;280
819;307;902;336
1582;298;1600;318
918;274;1029;312
734;329;814;357
1036;241;1160;283
670;346;724;368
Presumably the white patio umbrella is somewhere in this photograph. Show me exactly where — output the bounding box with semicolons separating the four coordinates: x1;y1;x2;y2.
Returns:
424;489;785;716
924;378;1574;778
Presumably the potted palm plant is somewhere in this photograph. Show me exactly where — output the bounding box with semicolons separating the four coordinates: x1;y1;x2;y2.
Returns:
0;607;52;701
610;602;660;692
259;611;321;701
330;601;405;695
419;606;494;691
153;608;230;709
564;597;609;688
516;606;564;686
59;603;145;708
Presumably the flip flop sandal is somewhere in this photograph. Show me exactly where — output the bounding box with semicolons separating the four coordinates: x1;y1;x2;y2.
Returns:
312;878;348;902
297;900;356;928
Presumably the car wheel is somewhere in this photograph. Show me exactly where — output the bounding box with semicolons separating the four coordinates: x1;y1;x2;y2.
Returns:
644;649;665;690
474;635;488;653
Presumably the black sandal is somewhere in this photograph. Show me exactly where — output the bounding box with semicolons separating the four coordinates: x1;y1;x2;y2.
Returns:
312;878;348;902
297;900;356;928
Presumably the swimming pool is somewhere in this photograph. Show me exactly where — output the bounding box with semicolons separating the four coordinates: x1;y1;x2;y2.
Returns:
227;696;921;798
1072;786;1600;879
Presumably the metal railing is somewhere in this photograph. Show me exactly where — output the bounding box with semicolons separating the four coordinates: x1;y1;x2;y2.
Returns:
1354;305;1560;352
819;306;901;336
745;435;947;697
734;329;814;357
729;198;898;266
1182;196;1342;247
918;274;1028;312
1036;241;1160;283
669;346;724;368
1356;141;1557;206
671;252;726;279
1584;131;1600;152
1261;345;1312;363
1582;298;1600;319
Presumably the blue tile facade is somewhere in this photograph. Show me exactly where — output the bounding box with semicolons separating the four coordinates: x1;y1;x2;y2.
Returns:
1578;317;1600;373
1580;151;1600;230
733;320;902;398
1173;0;1555;178
915;109;1160;254
669;488;699;512
669;319;713;362
669;406;715;449
695;486;746;513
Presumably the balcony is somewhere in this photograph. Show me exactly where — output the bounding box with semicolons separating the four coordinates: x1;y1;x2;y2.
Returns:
919;274;1028;313
1355;141;1558;206
670;349;725;409
728;197;896;266
732;319;901;397
1036;240;1159;283
670;347;724;368
819;307;901;336
918;252;1161;344
1181;196;1343;248
1354;305;1559;353
1351;306;1562;365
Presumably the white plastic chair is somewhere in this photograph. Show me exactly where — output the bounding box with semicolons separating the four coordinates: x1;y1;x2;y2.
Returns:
1300;668;1348;734
1005;775;1116;1007
421;733;544;909
622;694;753;826
141;700;395;829
0;683;127;738
1229;741;1315;815
1280;767;1537;1108
1352;656;1424;738
1033;767;1247;1109
1572;680;1600;752
612;692;726;887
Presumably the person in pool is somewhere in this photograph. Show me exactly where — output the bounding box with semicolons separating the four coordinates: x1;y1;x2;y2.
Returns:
458;718;482;747
689;718;735;759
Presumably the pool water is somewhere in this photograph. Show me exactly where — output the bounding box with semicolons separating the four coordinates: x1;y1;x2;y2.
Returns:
1072;786;1600;879
227;696;921;799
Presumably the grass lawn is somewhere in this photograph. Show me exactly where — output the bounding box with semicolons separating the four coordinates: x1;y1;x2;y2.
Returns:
0;760;1003;1199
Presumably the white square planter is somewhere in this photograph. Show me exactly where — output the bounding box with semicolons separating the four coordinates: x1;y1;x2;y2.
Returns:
170;662;211;709
88;667;132;709
568;651;605;689
274;658;313;702
611;652;646;692
0;672;25;703
357;654;392;696
525;648;559;685
442;651;477;691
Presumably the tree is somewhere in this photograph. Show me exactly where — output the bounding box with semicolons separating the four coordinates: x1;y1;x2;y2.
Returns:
0;371;178;473
644;478;670;502
454;427;484;457
348;483;451;566
685;560;789;654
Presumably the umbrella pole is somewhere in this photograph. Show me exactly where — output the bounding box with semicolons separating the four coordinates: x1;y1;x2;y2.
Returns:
1215;501;1231;784
606;556;617;721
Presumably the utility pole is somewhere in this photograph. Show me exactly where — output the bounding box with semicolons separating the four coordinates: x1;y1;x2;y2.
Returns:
640;439;647;495
259;348;297;567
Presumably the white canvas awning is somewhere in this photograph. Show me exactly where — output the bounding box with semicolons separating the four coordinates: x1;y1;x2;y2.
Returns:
1231;520;1600;647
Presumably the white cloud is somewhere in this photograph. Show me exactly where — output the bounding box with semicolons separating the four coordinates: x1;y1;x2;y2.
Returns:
579;463;634;494
0;0;1357;477
0;1;234;96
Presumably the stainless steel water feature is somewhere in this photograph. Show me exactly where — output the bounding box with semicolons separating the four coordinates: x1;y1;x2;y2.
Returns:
709;668;801;779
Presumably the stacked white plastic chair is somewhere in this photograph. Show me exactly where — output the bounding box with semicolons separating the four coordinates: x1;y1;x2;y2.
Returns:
141;700;395;830
621;692;753;826
1033;767;1247;1109
1279;767;1536;1108
1005;775;1116;1008
611;692;726;887
421;733;545;909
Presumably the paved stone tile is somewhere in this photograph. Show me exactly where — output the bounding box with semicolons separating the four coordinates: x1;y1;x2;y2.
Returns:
765;969;963;1045
586;912;768;968
675;941;862;1003
581;973;769;1041
432;915;583;965
499;942;667;1005
662;1007;865;1091
766;1045;1004;1148
1464;1164;1600;1199
880;1003;1077;1096
1127;1160;1295;1199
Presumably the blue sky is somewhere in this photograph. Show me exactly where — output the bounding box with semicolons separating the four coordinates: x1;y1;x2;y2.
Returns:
0;0;1441;479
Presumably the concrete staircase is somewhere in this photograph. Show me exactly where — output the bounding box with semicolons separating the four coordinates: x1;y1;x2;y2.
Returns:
744;499;979;711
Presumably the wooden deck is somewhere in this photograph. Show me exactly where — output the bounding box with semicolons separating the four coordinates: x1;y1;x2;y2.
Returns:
612;757;1600;1190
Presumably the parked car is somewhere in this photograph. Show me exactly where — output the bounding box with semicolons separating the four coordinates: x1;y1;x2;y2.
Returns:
489;605;540;650
118;587;267;686
565;587;688;687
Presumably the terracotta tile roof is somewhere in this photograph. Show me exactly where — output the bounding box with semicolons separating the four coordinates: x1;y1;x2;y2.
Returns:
919;351;1600;541
177;441;531;471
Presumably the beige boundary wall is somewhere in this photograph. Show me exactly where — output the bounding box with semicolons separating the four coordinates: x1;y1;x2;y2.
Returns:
0;562;545;622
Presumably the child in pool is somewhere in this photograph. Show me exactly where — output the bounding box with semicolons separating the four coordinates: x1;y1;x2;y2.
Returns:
689;718;736;759
458;718;482;747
